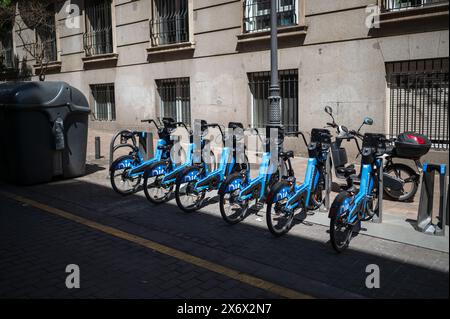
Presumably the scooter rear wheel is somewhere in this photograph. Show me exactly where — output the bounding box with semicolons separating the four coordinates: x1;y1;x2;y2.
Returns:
383;163;419;202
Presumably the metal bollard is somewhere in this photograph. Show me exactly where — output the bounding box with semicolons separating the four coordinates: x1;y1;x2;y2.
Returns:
417;163;447;236
95;136;101;159
372;156;384;224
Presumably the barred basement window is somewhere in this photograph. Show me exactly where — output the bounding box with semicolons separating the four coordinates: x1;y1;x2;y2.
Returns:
156;78;191;125
150;0;189;46
84;0;113;56
383;0;447;11
248;69;298;133
91;84;116;121
244;0;297;33
387;58;449;151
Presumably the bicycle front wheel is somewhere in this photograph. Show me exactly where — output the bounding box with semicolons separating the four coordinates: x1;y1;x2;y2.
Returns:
110;156;141;195
266;198;296;237
330;216;353;253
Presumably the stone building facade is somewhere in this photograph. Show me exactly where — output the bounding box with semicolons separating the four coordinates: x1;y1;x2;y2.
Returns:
1;0;448;160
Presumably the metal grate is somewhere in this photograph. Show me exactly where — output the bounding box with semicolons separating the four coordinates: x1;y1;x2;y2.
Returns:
150;0;189;46
91;84;116;121
387;59;449;151
243;0;297;33
383;0;448;11
156;78;191;125
84;0;113;56
248;69;298;132
0;27;13;69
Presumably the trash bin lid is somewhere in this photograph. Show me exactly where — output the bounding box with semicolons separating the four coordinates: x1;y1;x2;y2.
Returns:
0;81;89;113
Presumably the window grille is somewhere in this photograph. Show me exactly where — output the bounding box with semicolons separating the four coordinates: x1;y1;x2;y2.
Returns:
243;0;297;33
156;78;191;125
84;0;113;56
150;0;189;46
383;0;448;11
91;83;116;121
248;69;299;132
387;58;449;151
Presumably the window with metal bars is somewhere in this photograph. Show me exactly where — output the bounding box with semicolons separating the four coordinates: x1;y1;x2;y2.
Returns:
383;0;448;11
91;84;116;121
35;5;57;63
150;0;189;46
248;69;298;132
156;78;191;125
0;24;13;69
387;58;449;151
84;0;113;56
243;0;297;33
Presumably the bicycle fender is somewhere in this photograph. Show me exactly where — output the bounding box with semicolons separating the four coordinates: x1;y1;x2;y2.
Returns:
177;166;201;184
145;160;171;177
218;173;245;196
266;180;293;204
328;191;352;219
110;155;135;171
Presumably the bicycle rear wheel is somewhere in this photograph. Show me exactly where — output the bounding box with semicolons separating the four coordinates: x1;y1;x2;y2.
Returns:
175;179;205;213
143;174;173;204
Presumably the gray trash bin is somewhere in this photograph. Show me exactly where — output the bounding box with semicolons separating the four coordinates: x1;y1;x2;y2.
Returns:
0;81;90;185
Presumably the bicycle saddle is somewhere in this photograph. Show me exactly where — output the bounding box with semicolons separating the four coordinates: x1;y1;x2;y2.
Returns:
336;164;356;177
121;131;134;140
279;150;294;160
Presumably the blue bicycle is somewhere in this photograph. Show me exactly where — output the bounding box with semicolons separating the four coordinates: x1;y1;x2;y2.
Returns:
175;122;248;213
109;117;182;196
328;132;390;253
218;126;295;224
142;120;194;204
265;128;332;236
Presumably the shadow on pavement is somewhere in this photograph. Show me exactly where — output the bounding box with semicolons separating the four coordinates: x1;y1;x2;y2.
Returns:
0;175;448;299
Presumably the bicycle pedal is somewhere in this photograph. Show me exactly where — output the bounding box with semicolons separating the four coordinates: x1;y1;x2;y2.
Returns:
281;207;294;215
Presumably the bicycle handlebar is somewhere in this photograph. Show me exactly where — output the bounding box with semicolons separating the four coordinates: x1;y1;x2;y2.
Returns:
286;131;308;147
173;121;192;135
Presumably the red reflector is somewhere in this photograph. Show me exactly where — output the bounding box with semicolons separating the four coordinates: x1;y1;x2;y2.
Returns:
406;134;426;145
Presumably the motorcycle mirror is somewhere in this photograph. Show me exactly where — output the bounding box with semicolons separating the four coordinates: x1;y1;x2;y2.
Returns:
364;117;374;126
324;106;333;115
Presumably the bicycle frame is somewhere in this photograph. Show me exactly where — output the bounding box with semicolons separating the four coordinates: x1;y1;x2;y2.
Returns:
278;158;321;211
160;143;195;185
336;160;380;224
124;139;170;178
110;137;166;171
232;152;278;202
193;147;234;192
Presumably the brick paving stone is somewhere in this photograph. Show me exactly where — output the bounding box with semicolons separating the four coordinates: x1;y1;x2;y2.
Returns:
0;196;279;299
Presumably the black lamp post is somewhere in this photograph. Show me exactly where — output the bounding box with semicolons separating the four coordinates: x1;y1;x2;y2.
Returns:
268;0;281;126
